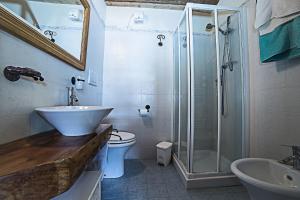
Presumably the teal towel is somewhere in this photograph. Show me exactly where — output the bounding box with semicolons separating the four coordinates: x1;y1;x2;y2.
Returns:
259;16;300;63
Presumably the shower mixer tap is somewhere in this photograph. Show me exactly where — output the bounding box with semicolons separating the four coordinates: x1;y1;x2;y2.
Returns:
222;61;234;71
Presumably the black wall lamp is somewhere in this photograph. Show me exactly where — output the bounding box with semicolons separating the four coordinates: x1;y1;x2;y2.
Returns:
157;34;165;46
44;30;57;43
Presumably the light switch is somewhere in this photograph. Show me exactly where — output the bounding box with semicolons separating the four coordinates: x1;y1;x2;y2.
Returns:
88;69;97;86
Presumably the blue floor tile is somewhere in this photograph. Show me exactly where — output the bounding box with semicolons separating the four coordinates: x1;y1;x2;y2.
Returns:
102;160;250;200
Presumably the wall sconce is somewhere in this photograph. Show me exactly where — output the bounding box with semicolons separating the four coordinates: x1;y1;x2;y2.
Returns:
44;30;57;43
157;34;165;46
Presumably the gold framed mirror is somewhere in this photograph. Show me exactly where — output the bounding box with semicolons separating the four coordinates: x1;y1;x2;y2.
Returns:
0;0;90;70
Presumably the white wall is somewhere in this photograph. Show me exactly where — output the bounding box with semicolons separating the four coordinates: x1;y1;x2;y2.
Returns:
0;0;106;144
103;6;181;159
217;0;248;7
244;0;300;160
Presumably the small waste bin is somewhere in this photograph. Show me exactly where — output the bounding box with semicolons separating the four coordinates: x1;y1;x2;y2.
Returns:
156;142;172;166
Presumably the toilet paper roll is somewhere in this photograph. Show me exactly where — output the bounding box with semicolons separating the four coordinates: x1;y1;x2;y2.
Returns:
138;109;149;117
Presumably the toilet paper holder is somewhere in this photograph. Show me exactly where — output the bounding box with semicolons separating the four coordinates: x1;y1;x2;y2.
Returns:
138;105;151;115
138;105;150;112
145;105;150;112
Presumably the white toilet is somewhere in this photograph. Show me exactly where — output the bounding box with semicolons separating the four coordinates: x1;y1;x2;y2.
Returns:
104;131;136;178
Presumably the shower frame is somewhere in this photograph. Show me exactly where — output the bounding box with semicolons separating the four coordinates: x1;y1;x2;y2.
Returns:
172;3;250;186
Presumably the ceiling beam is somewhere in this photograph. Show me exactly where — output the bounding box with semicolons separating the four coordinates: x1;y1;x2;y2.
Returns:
105;0;219;9
27;0;82;5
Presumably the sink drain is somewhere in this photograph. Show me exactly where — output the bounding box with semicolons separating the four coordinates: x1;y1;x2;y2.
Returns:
285;175;293;181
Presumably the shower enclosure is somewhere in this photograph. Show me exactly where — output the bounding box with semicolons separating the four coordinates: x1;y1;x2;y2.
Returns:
173;3;249;188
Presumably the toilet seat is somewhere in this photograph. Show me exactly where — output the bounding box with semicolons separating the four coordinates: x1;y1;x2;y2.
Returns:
104;131;136;178
108;131;136;145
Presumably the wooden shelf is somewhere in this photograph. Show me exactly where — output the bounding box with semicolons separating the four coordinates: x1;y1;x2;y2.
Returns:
0;124;112;200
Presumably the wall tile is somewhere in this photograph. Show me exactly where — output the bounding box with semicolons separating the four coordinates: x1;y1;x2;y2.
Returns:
103;7;179;159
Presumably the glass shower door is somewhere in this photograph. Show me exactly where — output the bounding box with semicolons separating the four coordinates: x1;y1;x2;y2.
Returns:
173;28;179;157
217;10;244;173
178;13;189;169
190;10;219;173
173;6;245;175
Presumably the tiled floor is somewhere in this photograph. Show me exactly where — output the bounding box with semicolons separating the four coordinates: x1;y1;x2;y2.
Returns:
102;160;250;200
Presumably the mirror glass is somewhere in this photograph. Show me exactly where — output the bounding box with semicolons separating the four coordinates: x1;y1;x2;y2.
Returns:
0;0;85;60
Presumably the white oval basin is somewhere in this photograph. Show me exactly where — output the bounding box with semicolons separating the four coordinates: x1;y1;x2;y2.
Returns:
35;106;113;136
231;158;300;200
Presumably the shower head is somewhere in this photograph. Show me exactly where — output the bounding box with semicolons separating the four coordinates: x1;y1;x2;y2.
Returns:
205;16;232;35
205;23;227;35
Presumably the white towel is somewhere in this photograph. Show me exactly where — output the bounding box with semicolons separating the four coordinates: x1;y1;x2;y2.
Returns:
255;0;272;29
255;0;300;35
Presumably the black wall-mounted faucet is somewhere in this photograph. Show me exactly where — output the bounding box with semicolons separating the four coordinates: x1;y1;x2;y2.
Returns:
3;66;44;82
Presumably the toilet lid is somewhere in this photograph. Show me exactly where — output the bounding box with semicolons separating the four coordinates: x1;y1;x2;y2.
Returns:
109;131;136;144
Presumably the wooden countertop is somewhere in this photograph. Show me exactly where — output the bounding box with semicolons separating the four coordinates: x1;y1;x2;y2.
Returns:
0;124;112;200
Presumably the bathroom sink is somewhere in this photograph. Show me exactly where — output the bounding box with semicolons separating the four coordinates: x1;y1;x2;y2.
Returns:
35;106;113;136
231;158;300;200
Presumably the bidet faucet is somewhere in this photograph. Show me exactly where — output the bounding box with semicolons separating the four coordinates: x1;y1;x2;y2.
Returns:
67;86;78;106
279;145;300;170
112;128;119;133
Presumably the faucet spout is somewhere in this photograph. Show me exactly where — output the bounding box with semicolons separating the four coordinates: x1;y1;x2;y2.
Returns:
280;145;300;170
67;86;78;106
279;156;294;166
